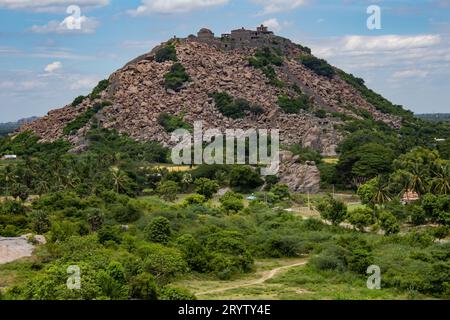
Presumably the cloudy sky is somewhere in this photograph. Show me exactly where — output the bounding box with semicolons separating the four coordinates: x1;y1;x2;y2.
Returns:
0;0;449;122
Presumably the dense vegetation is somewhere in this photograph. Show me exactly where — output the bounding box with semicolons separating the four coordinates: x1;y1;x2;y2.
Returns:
164;63;190;91
277;94;311;114
210;92;262;119
158;113;191;133
249;47;285;87
300;56;335;79
90;80;110;100
63;101;112;135
155;44;177;63
337;70;412;118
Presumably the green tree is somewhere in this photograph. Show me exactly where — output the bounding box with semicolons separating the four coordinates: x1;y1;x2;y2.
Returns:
145;216;172;244
156;180;179;201
194;178;219;199
229;166;263;192
30;210;51;234
128;273;158;300
347;208;374;232
379;211;400;235
219;191;244;213
316;195;348;225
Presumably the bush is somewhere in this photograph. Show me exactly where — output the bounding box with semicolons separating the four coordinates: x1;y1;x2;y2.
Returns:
300;56;335;78
156;181;179;201
182;194;207;206
277;94;310;114
229;166;264;192
63;102;108;135
158;113;190;132
210;92;248;119
379;211;400;235
194;178;219;199
159;287;196;300
31;210;51;234
164;63;190;91
145;216;172;244
155;44;177;63
347;208;374;232
72;95;85;107
219;191;244;213
316;195;348;225
111;202;142;224
90;79;109;100
128;273;158;300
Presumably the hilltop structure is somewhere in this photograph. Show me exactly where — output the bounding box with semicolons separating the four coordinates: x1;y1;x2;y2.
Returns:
192;25;290;51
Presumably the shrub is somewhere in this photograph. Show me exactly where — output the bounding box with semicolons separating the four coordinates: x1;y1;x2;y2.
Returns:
300;56;335;78
111;202;142;224
158;113;191;132
229;166;264;192
128;273;158;300
98;225;122;244
63;102;107;135
90;79;109;100
277;94;310;114
270;184;290;201
164;63;190;91
156;181;179;201
182;194;207;206
155;44;177;63
194;178;219;199
379;211;400;235
72;95;85;107
210;92;246;119
219;191;244;213
31;210;51;234
145;216;172;244
347;207;374;232
159;287;196;300
316;195;348;225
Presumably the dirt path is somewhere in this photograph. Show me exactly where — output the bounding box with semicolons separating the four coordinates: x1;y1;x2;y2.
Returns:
196;259;307;296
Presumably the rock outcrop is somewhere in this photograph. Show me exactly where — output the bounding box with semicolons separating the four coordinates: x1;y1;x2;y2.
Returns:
279;151;321;193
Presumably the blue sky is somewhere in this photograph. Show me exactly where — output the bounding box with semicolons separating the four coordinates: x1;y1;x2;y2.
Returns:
0;0;449;122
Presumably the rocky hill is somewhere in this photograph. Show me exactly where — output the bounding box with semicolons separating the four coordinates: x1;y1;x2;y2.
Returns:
19;26;405;158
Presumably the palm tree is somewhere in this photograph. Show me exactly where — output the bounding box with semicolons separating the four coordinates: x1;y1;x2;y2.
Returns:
406;161;427;195
370;177;392;207
110;169;130;194
431;162;450;195
0;166;17;197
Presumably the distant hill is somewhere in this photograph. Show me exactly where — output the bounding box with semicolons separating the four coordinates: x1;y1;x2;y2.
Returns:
416;113;450;123
0;117;38;136
19;26;411;156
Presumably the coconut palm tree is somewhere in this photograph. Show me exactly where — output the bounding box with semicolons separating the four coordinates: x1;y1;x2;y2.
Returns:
431;162;450;195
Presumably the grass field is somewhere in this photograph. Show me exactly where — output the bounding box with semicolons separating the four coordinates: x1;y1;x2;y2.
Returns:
172;258;420;300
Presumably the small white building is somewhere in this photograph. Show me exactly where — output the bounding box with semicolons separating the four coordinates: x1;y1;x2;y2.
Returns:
2;155;17;160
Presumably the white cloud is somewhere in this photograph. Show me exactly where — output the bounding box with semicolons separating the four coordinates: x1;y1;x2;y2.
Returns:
262;18;281;32
252;0;307;15
392;69;429;79
69;76;99;90
129;0;229;15
44;61;62;73
0;0;109;12
343;34;441;52
31;16;99;34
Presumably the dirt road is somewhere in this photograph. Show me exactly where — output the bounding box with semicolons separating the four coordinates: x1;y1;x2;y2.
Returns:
196;259;307;296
